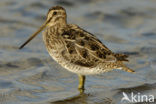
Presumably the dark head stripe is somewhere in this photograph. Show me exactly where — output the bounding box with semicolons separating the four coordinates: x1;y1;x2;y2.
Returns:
48;6;65;12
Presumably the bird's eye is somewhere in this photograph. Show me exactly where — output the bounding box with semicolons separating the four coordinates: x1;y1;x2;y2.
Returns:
53;11;57;15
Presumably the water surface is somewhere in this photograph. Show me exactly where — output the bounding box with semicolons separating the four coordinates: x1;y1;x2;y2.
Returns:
0;0;156;104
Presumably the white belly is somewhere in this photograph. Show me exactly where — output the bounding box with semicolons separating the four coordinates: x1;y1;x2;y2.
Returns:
47;49;109;75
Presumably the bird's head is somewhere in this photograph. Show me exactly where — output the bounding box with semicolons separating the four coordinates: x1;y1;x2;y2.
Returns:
46;6;67;27
19;6;66;49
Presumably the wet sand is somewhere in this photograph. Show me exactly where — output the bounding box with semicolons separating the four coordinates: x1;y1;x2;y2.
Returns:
0;0;156;104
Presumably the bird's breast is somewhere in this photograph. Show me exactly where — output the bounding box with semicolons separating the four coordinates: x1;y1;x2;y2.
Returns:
43;27;64;48
42;28;66;62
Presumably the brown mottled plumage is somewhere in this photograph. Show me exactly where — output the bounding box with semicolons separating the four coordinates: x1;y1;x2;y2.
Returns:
19;6;135;93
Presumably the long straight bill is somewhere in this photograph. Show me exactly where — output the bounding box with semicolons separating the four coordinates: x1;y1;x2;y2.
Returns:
19;19;50;49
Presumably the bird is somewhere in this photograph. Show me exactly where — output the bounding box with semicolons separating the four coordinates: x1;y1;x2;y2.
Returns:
19;6;135;93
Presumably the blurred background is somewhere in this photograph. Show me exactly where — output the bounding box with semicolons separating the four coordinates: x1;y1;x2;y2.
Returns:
0;0;156;104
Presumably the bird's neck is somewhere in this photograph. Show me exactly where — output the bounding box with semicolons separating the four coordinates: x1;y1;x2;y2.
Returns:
46;21;67;37
48;18;67;28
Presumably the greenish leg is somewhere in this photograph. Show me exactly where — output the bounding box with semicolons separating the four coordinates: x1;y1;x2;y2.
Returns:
78;75;86;93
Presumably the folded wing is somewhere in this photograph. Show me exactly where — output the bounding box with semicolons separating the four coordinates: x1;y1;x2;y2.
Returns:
60;25;127;68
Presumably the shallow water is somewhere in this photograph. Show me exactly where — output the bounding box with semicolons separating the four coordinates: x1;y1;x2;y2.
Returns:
0;0;156;104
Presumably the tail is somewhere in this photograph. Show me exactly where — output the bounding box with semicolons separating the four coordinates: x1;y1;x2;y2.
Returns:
115;53;129;61
120;66;135;73
115;53;135;73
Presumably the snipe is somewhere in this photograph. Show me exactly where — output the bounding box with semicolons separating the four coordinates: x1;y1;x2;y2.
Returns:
19;6;135;93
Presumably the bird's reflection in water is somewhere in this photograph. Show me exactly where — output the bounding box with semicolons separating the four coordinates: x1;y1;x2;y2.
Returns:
51;92;113;104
